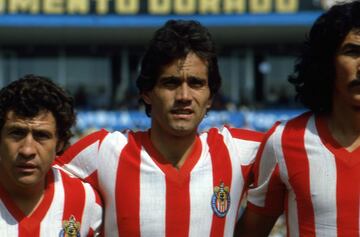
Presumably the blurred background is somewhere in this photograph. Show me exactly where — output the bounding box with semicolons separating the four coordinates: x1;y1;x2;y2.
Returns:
0;0;341;236
0;0;338;135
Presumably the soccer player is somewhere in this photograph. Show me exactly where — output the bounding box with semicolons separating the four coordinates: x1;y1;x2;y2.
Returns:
56;20;263;236
0;75;102;236
236;1;360;236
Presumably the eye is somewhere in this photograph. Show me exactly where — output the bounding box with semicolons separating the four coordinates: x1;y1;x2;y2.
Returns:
188;77;207;89
343;49;360;57
8;129;26;139
33;131;52;141
160;77;181;89
340;44;360;58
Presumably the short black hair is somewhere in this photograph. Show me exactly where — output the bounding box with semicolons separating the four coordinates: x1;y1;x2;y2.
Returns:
288;1;360;114
0;74;75;154
136;19;222;117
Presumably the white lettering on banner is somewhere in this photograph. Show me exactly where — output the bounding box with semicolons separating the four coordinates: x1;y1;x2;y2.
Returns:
174;0;196;14
148;0;170;14
0;0;300;15
115;0;139;14
94;0;110;14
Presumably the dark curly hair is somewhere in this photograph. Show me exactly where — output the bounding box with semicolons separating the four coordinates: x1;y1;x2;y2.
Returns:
136;19;222;117
0;74;75;154
288;1;360;114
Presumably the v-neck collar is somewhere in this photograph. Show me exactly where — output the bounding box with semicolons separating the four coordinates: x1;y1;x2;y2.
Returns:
0;170;55;222
316;115;360;167
141;130;202;185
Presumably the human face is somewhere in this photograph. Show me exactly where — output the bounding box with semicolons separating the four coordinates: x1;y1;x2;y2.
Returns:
334;30;360;108
0;110;61;189
143;52;212;137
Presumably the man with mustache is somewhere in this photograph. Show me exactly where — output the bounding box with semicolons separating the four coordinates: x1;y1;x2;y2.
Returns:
236;1;360;236
56;20;263;236
0;75;102;236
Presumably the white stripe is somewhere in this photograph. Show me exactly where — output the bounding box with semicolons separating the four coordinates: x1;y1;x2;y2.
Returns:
287;190;300;237
189;133;213;237
221;128;248;237
306;117;337;237
66;141;100;179
40;168;64;236
82;182;103;235
0;200;18;236
248;125;280;207
139;146;166;237
98;131;127;237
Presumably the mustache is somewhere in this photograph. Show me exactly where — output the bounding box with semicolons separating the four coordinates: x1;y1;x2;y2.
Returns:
348;78;360;89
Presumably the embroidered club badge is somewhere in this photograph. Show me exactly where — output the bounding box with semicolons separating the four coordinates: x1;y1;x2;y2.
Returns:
211;181;230;218
59;215;81;237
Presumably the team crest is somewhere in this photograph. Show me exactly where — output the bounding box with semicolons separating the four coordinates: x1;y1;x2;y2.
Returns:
211;181;230;217
59;215;81;237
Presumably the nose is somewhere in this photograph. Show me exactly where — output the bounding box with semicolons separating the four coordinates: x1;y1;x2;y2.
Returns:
19;134;36;158
175;83;191;101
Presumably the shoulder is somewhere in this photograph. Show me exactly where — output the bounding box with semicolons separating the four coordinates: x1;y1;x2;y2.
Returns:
260;111;314;152
75;128;146;150
267;111;313;135
202;126;264;142
52;167;102;204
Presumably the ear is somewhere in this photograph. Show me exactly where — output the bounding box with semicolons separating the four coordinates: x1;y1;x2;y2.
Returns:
206;97;213;109
141;92;152;105
56;141;65;154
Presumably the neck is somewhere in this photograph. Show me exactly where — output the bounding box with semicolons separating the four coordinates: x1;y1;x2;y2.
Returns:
328;101;360;151
149;128;197;169
0;170;46;216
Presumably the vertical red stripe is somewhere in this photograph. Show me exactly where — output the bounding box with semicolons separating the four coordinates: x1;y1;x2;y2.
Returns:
61;170;86;223
336;163;359;237
87;228;94;237
115;131;142;237
207;128;233;237
165;176;190;237
282;113;315;236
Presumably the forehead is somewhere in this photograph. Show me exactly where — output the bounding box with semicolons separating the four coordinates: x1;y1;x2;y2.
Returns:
3;110;57;131
160;52;208;77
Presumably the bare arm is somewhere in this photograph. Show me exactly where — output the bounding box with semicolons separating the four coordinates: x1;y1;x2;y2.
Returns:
234;208;279;237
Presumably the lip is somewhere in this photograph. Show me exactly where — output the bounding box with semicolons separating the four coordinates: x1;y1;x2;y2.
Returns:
170;108;194;119
15;163;38;173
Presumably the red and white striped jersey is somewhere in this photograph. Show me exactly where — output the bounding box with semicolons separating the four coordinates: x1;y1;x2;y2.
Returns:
247;112;360;237
56;127;263;237
0;167;102;237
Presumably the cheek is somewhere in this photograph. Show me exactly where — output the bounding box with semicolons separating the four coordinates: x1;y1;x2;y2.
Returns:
40;145;57;162
336;58;355;77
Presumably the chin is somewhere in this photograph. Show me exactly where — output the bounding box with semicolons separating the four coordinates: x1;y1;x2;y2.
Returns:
17;177;40;187
171;126;195;136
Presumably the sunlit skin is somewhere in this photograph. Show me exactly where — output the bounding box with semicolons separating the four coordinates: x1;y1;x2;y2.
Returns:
333;29;360;108
329;29;360;151
142;52;212;167
0;110;61;193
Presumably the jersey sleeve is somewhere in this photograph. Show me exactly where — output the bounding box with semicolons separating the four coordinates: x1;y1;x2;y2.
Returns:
246;122;286;217
82;182;103;237
225;126;264;175
55;129;109;189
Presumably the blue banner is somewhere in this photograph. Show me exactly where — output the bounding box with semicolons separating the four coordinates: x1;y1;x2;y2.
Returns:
76;109;305;132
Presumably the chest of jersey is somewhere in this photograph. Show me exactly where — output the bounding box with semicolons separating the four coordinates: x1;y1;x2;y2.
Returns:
96;130;253;237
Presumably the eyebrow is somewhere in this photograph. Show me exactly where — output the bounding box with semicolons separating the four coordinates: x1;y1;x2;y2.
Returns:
159;75;207;81
340;43;360;51
6;124;53;133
